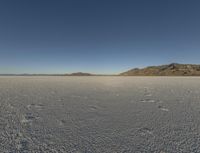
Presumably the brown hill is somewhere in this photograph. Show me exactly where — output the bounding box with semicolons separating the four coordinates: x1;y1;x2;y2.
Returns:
68;72;93;76
120;63;200;76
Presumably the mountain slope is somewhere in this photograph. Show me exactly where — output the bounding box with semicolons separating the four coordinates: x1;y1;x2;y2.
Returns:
120;63;200;76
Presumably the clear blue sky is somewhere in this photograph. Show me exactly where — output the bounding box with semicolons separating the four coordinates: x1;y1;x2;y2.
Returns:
0;0;200;74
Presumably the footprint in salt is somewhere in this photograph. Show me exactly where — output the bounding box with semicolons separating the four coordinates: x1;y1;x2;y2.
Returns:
8;103;14;109
21;113;38;124
88;105;100;111
58;119;66;126
138;127;153;136
57;98;63;102
143;87;152;97
27;104;31;110
27;104;44;111
161;108;169;111
71;95;81;98
140;99;156;103
34;104;44;110
158;105;169;112
145;93;152;97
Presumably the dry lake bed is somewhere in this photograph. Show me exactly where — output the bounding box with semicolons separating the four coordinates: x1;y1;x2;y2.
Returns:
1;76;200;153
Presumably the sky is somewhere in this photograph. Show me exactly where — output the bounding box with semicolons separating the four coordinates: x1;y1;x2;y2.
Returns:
0;0;200;74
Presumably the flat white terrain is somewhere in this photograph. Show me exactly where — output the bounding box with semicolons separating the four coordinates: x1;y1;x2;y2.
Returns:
0;76;200;153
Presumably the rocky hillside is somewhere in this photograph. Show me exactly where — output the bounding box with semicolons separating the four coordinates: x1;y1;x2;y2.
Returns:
120;63;200;76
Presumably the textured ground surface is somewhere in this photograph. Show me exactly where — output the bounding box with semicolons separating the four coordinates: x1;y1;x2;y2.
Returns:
0;76;200;153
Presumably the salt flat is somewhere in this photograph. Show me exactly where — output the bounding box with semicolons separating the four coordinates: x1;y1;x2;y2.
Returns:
0;76;200;153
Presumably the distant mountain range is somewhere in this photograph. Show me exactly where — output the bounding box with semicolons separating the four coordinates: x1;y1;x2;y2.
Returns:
0;73;94;76
67;72;93;76
0;72;99;76
1;63;200;76
120;63;200;76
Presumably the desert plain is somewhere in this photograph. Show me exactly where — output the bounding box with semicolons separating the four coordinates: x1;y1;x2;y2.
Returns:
0;76;200;152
